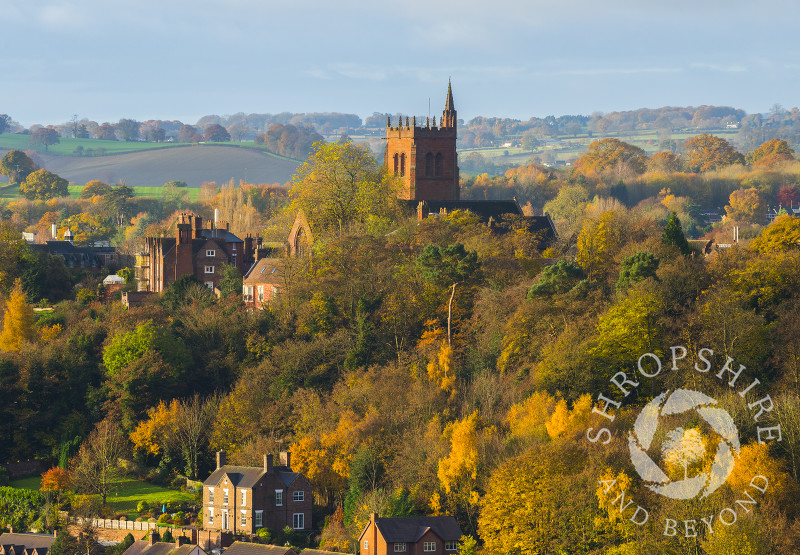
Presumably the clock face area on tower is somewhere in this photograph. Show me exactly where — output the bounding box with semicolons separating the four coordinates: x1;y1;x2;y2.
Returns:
384;82;460;201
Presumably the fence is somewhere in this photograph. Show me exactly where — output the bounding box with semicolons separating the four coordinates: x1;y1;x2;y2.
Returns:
73;517;158;531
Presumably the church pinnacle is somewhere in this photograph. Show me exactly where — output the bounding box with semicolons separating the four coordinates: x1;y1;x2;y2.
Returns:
442;79;457;128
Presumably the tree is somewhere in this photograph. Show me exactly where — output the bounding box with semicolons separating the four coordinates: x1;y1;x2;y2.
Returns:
573;138;647;176
684;133;744;172
0;280;35;351
178;125;197;143
77;124;89;139
751;214;800;253
41;466;70;526
80;180;112;199
725;187;767;224
29;127;60;152
20;169;69;200
616;252;659;291
542;184;589;224
152;127;166;143
662;427;706;480
219;263;243;299
528;260;585;297
71;419;127;506
647;151;683;172
116;119;140;141
0;114;11;134
289;140;399;236
0;150;36;184
747;138;795;167
662;211;691;255
94;123;117;141
204;124;230;142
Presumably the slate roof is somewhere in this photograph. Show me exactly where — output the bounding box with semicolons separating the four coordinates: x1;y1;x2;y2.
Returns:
243;258;283;284
202;466;298;488
404;200;522;222
222;542;297;555
299;549;342;555
0;534;56;550
200;229;244;243
122;541;202;555
373;516;462;543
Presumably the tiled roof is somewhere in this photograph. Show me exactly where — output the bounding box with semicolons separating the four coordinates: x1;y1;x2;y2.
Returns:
122;541;202;555
223;542;297;555
374;516;462;543
0;534;55;550
243;258;283;284
299;549;342;555
404;200;522;222
203;466;266;488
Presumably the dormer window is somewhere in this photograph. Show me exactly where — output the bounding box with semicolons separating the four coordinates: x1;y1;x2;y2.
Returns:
206;249;216;257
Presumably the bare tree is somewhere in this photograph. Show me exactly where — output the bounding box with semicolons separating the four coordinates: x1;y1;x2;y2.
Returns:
175;394;218;479
71;419;127;506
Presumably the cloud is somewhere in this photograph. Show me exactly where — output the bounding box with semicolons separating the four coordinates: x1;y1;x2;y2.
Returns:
690;63;747;73
556;67;683;77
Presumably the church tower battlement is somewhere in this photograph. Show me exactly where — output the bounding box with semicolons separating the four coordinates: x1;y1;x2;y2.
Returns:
385;81;460;201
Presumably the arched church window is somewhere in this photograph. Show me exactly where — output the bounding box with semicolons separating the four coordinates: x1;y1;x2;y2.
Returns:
393;153;399;175
400;153;406;177
434;153;443;177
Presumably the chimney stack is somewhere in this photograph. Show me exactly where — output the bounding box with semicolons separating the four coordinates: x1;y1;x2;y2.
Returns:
150;532;160;546
264;454;273;473
51;224;57;240
217;450;227;469
279;451;291;469
176;537;189;547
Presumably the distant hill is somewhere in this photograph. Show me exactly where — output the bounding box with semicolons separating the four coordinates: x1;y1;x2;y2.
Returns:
0;144;300;187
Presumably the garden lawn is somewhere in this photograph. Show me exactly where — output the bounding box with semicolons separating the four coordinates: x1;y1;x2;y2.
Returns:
106;479;196;519
10;476;42;490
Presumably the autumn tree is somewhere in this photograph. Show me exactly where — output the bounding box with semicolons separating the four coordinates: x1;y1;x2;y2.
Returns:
80;180;112;199
178;124;198;143
662;211;691;255
20;169;69;200
204;124;230;142
684;133;744;172
289;140;399;236
116;119;140;142
41;466;70;525
573;138;647;176
751;214;800;253
647;151;683;173
71;419;127;506
747;138;795;167
94;123;117;141
0;280;35;351
776;185;800;207
725;187;767;224
576;210;625;283
29;127;60;152
0;150;36;184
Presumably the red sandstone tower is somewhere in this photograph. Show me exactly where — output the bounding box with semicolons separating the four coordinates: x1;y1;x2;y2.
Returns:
385;81;460;201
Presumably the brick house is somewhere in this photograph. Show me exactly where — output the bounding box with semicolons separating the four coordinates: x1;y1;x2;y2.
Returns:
242;257;283;309
0;533;56;555
202;451;312;535
138;213;261;292
384;82;459;202
358;515;462;555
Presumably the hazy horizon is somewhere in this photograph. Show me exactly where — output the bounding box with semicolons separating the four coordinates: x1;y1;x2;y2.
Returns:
4;1;799;128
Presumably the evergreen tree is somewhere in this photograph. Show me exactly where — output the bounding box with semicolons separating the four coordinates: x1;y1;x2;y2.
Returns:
662;211;691;255
0;279;35;351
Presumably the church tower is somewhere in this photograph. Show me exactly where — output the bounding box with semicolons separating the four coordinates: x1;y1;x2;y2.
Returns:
385;81;460;201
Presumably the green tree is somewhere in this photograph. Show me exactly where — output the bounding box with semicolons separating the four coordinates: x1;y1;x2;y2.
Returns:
0;280;35;351
662;211;691;255
542;184;589;223
116;118;140;141
528;260;585;297
290;140;399;236
0;114;11;135
616;252;659;291
684;133;744;172
219;263;243;299
0;150;36;184
20;169;69;200
29;128;60;152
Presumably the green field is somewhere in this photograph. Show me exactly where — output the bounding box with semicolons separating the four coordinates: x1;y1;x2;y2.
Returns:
10;476;196;520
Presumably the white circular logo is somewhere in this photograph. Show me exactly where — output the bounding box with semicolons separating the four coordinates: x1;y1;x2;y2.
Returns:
628;388;741;500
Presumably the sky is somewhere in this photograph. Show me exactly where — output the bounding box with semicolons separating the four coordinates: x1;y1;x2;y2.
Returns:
3;0;800;128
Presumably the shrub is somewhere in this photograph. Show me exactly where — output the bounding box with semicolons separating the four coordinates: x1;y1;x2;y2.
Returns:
256;528;271;542
157;513;170;524
137;501;149;514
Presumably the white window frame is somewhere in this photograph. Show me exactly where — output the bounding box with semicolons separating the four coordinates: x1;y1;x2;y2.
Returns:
424;542;436;552
241;510;247;526
445;542;458;551
293;513;304;530
223;488;229;505
241;490;247;506
394;543;406;552
363;541;368;550
255;510;263;528
205;281;214;289
208;487;214;503
208;507;214;524
275;489;283;506
293;490;304;502
205;265;215;274
206;249;216;257
257;285;264;302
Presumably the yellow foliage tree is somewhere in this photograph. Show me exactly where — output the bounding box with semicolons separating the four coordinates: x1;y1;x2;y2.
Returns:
427;341;456;394
751;214;800;253
725;187;767;224
728;443;800;506
504;391;557;444
544;394;593;440
576;210;624;283
130;399;181;456
438;411;481;494
0;280;35;351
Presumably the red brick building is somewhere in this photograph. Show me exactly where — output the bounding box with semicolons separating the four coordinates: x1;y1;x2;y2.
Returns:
385;82;459;201
358;515;462;555
202;451;312;535
138;213;260;293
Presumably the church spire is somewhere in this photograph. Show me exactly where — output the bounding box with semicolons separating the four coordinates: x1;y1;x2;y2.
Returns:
442;79;457;128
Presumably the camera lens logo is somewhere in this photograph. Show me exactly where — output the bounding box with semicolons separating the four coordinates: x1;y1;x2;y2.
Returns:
628;388;741;500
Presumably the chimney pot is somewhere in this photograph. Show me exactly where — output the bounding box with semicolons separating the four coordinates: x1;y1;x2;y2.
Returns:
217;450;227;469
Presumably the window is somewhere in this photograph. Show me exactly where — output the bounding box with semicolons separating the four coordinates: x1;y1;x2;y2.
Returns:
425;152;434;177
400;153;406;177
232;254;237;265
257;285;264;302
275;490;283;506
205;265;215;274
255;510;263;527
208;507;214;524
393;153;399;175
293;491;304;502
223;489;229;505
445;542;458;551
232;244;237;251
292;513;304;530
206;249;216;257
208;488;214;503
241;510;247;526
205;281;214;289
363;541;368;550
394;543;406;552
243;285;254;302
241;490;247;506
424;542;436;552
